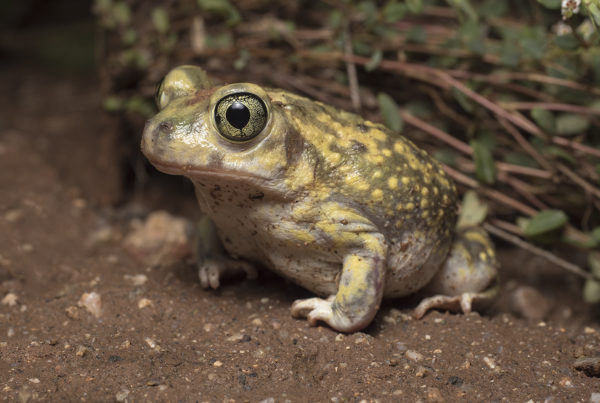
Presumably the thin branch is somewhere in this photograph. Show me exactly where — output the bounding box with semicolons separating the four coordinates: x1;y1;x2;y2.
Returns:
483;223;595;281
500;102;600;115
552;137;600;159
343;23;361;111
497;117;554;172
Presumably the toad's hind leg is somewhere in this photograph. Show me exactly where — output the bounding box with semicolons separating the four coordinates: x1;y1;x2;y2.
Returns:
413;226;499;319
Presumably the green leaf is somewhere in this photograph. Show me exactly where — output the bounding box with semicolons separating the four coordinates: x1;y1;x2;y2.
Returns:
537;0;561;9
151;7;169;34
584;252;600;303
383;1;407;22
471;140;496;185
553;33;581;50
103;95;123;112
406;0;423;14
433;148;458;166
555;113;590;135
457;190;488;229
406;26;426;43
523;209;568;237
365;49;382;71
377;93;403;132
503;151;539;168
452;87;475;113
197;0;241;25
531;108;556;133
112;2;131;27
480;0;507;18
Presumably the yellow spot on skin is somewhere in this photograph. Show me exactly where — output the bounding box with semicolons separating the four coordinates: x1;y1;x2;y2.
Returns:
394;141;406;154
406;202;415;210
479;252;488;262
327;152;342;165
388;177;398;189
371;189;384;201
433;187;439;195
402;177;411;185
382;148;392;157
421;187;429;196
420;199;429;209
422;211;429;218
373;170;383;179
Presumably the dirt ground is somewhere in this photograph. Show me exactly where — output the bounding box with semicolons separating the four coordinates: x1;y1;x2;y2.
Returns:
2;65;600;403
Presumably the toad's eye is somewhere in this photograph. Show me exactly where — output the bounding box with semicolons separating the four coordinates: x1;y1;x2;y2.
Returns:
214;92;267;142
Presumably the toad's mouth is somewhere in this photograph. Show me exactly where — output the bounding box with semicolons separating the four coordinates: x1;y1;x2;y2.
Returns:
147;158;292;198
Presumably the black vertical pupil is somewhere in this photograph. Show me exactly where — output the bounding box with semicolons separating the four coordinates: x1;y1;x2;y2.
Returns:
226;101;250;129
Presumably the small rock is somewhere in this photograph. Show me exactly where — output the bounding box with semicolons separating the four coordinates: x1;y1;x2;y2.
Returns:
258;398;275;403
426;387;445;402
213;360;223;367
76;345;89;357
144;337;161;352
573;357;600;377
559;376;574;388
78;292;102;318
137;298;153;309
406;350;423;362
115;389;130;402
28;378;39;384
124;274;148;286
4;208;23;222
590;392;600;403
86;225;113;247
416;366;430;378
509;285;551;320
7;327;15;337
251;318;263;326
123;211;194;266
1;293;18;306
64;306;80;320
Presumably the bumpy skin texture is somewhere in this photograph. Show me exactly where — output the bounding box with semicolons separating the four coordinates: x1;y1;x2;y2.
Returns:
142;65;498;332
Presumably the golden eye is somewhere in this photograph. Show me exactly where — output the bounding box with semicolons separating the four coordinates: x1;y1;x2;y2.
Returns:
214;92;267;142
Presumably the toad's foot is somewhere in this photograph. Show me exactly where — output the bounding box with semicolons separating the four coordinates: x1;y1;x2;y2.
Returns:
291;233;387;332
198;258;257;289
413;284;499;319
290;295;346;327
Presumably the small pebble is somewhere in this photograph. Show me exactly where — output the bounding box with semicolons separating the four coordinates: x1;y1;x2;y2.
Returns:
28;378;40;384
124;274;148;286
4;208;23;222
415;366;430;378
78;292;102;318
590;392;600;403
213;360;223;367
64;306;80;320
115;389;130;402
559;376;574;388
405;350;423;362
123;211;194;266
137;298;153;309
426;387;444;402
251;318;263;326
76;345;89;357
1;293;18;307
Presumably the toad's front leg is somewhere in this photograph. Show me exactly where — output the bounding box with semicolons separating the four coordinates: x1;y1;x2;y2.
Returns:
291;233;387;332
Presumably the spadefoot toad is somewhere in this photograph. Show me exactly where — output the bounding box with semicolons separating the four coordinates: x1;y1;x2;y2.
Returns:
142;65;498;332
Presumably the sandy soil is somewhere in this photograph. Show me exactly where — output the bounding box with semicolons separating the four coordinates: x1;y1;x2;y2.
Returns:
1;68;600;403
